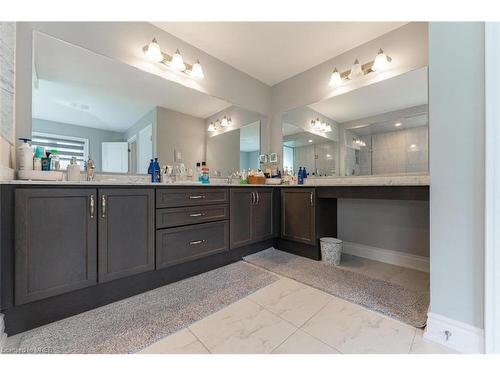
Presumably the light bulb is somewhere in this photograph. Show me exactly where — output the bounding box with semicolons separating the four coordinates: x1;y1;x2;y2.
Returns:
394;122;402;127
372;48;391;72
227;117;232;127
221;116;228;127
348;58;364;80
208;122;216;132
325;125;332;132
170;49;186;71
190;59;204;79
144;38;163;62
329;68;342;86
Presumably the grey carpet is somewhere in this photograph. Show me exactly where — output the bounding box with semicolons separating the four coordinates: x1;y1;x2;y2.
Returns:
244;248;429;328
17;261;278;354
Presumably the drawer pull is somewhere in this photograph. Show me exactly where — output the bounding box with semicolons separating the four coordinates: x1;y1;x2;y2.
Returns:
189;240;206;246
189;213;206;217
189;195;205;199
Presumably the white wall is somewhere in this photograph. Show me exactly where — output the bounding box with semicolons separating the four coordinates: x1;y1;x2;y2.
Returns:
429;22;485;329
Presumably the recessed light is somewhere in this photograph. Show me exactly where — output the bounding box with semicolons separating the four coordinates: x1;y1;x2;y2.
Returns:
308;139;313;143
395;122;402;127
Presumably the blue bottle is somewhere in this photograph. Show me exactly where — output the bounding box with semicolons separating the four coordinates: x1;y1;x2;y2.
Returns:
302;167;308;180
147;159;154;180
298;167;304;185
152;158;161;183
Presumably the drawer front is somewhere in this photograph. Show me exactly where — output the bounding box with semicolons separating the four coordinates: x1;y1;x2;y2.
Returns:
156;204;228;229
156;221;228;269
156;188;228;208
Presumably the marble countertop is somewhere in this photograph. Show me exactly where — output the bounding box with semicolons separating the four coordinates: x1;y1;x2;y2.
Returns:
0;174;430;187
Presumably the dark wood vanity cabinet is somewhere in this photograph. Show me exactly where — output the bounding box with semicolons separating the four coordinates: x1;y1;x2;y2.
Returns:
281;188;316;245
98;189;155;283
14;188;98;305
230;188;276;249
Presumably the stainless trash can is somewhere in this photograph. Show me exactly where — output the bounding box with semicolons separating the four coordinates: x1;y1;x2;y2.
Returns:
320;237;343;266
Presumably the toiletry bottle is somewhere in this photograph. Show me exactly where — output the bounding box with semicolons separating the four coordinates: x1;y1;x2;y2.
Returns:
153;158;161;183
17;138;33;171
85;156;96;181
302;167;308;181
298;167;304;185
67;157;81;182
196;162;201;182
42;151;51;171
51;150;60;171
201;162;210;184
147;159;154;178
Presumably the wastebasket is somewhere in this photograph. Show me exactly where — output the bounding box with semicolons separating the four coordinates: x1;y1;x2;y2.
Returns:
320;237;343;266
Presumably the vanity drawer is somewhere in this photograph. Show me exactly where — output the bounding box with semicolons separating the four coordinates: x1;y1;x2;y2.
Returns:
156;188;228;208
156;204;228;229
156;221;228;269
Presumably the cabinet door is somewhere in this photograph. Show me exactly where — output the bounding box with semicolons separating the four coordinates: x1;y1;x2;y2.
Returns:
229;189;254;249
253;188;274;242
15;188;97;305
98;188;154;283
281;188;316;245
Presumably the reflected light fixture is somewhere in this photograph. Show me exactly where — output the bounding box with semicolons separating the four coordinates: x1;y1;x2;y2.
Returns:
394;122;402;127
329;68;342;87
308;139;313;143
170;49;186;71
372;48;392;72
208;116;232;132
144;38;164;62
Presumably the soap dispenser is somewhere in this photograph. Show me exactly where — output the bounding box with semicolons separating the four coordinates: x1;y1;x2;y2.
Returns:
17;138;33;171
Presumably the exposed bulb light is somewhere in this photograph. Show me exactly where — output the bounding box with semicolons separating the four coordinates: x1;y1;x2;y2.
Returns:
144;38;163;62
325;125;332;132
372;48;391;72
394;122;402;127
221;116;232;128
348;59;364;80
170;49;186;71
329;67;342;86
189;59;204;79
208;122;216;132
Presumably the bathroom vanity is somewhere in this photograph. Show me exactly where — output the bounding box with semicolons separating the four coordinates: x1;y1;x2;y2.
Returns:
0;177;428;335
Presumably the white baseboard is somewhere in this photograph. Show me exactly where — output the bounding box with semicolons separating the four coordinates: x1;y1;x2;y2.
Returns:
342;241;430;273
424;312;484;353
0;314;5;351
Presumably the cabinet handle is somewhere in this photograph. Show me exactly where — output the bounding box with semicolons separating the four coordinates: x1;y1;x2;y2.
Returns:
251;192;255;205
101;194;107;218
310;192;314;206
189;195;205;200
189;213;205;217
256;192;260;205
189;240;206;245
89;194;95;219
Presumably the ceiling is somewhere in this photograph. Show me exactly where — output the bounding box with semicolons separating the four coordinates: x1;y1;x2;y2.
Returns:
283;122;331;147
33;32;232;132
152;22;407;86
308;67;428;123
349;113;428;136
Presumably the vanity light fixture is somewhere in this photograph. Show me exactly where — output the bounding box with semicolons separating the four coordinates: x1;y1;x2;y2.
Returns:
371;48;392;72
328;48;393;86
329;68;342;87
353;137;366;147
348;59;364;80
170;49;186;71
311;118;332;133
144;38;164;62
207;116;232;132
142;38;204;79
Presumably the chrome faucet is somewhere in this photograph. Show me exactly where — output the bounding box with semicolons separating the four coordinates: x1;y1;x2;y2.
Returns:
85;157;96;181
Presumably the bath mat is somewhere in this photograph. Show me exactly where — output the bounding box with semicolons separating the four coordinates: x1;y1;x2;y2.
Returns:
244;248;429;327
17;261;278;354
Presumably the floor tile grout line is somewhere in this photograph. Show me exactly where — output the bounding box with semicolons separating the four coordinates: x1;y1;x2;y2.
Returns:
187;327;213;354
407;328;419;354
269;326;301;354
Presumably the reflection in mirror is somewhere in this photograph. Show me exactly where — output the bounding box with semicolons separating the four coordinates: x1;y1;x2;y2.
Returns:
303;66;428;176
206;105;266;177
281;107;340;177
31;31;239;175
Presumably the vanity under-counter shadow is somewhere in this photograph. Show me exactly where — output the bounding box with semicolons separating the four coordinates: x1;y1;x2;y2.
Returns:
0;182;428;336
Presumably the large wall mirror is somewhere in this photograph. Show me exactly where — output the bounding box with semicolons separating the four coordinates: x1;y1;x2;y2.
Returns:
31;31;265;176
282;66;428;177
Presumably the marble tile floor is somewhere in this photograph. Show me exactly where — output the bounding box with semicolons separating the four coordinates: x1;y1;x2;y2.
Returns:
5;257;446;355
